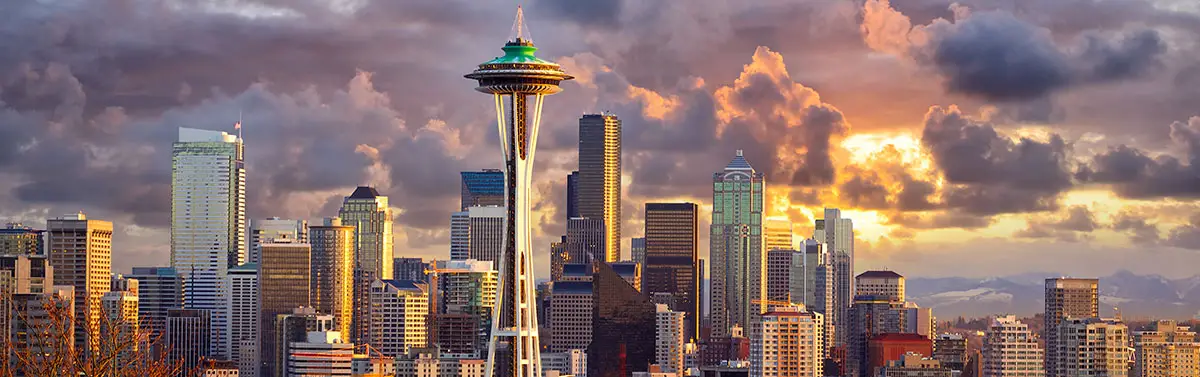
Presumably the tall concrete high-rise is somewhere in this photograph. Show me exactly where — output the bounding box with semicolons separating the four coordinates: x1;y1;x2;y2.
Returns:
249;218;308;265
856;271;905;302
451;210;470;260
793;239;827;308
1043;278;1098;377
227;263;259;377
1;254;55;350
656;304;687;376
750;306;823;377
259;241;312;377
765;249;797;303
465;7;573;375
982;316;1045;377
710;150;765;339
46;212;112;354
171;126;245;359
368;280;429;357
644;203;700;342
847;295;908;377
309;217;355;338
566;171;580;220
166;309;211;374
1134;320;1200;377
815;208;853;348
1055;318;1129;377
127;266;181;353
339;186;394;280
549;279;593;353
467;206;506;267
461;169;506;211
0;223;44;256
393;258;429;283
435;259;498;357
577;113;622;263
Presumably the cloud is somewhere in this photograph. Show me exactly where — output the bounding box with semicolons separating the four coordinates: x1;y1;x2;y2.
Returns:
921;105;1072;214
1110;211;1161;245
860;0;1167;101
1015;205;1099;242
534;0;623;29
1166;214;1200;250
1077;116;1200;198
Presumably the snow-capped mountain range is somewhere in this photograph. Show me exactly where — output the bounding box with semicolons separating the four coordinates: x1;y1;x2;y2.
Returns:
907;270;1200;320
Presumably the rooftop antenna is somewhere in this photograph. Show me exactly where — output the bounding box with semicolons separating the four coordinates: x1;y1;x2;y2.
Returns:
508;4;532;43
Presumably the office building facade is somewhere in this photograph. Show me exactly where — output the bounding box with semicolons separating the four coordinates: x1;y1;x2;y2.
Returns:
644;202;700;342
815;208;853;348
750;306;823;377
461;169;506;211
259;242;312;377
466;206;506;267
171;127;246;359
287;331;355;376
166;309;212;374
577;113;622;263
227;263;259;377
368;280;429;357
127;266;181;353
589;261;657;377
1055;318;1128;377
856;271;905;302
710;150;765;339
550;280;594;352
309;217;356;338
394;258;429;283
1043;278;1098;377
657;304;687;376
248;217;307;264
46;212;112;353
0;223;44;256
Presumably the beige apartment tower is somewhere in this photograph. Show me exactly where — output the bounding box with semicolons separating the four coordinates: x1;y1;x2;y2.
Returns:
1056;318;1129;377
46;212;112;353
1044;278;1099;377
1134;320;1200;377
750;306;823;377
982;315;1045;377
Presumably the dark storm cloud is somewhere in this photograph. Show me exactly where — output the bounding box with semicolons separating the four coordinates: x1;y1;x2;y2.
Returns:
920;105;1072;214
535;0;623;28
1076;117;1200;198
1166;214;1200;250
930;11;1073;101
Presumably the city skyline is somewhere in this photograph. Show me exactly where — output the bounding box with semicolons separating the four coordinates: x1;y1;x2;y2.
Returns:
3;1;1200;284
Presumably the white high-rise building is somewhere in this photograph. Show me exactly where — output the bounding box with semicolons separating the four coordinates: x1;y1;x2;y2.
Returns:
227;263;258;377
750;306;823;377
287;331;355;376
368;279;429;357
248;218;307;264
656;304;686;376
815;208;852;347
171;127;245;359
466;206;506;268
982;315;1045;377
450;211;470;260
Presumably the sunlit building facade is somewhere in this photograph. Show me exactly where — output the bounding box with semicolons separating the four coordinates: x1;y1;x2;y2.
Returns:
309;217;356;338
47;212;112;354
577;113;622;263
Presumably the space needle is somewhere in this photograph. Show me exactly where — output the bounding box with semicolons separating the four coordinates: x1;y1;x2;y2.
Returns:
465;6;573;377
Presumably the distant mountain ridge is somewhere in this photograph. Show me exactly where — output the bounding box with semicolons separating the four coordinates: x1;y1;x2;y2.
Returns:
907;270;1200;320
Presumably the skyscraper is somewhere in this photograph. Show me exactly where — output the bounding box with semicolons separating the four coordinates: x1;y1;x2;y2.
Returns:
577;113;622;263
644;202;700;342
1056;318;1129;377
259;241;312;377
339;186;395;281
656;304;687;375
589;260;657;377
1;254;55;351
46;212;112;354
227;263;259;377
166;309;212;374
368;280;429;357
566;171;580;220
467;206;506;267
127;266;181;354
1043;278;1098;377
816;208;853;348
0;223;44;256
710;150;765;339
435;259;498;357
451;210;470;261
309;217;356;339
566;217;604;266
847;295;908;377
932;334;967;373
766;249;797;303
631;237;646;267
465;8;573;375
461;169;506;211
751;306;824;377
982;316;1044;377
393;258;429;283
172;127;245;359
339;186;394;345
549;279;593;353
764;218;794;252
1134;320;1199;377
249;218;308;265
793;239;827;308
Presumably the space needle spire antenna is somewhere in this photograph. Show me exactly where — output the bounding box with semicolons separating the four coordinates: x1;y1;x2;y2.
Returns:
466;5;573;377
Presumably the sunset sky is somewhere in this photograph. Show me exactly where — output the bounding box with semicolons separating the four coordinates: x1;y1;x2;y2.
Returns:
2;0;1199;279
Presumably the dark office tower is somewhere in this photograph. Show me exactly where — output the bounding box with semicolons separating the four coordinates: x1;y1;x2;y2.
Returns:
933;334;968;372
565;217;604;266
259;242;312;377
567;171;580;220
550;236;568;281
577;113;622;263
588;260;656;377
643;202;700;342
393;258;429;283
460;169;505;211
847;295;908;377
309;218;355;337
128;267;182;354
765;249;797;303
1044;278;1099;377
166;309;211;376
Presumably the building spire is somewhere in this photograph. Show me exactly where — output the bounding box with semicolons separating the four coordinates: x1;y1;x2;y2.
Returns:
509;5;532;44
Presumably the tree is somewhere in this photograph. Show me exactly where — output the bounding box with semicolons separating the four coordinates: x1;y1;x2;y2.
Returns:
1;295;197;377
